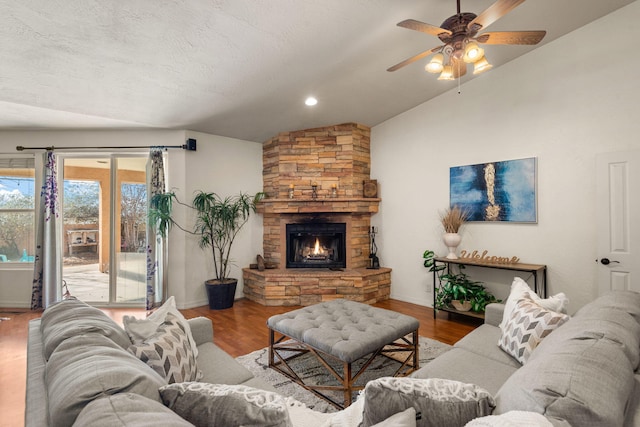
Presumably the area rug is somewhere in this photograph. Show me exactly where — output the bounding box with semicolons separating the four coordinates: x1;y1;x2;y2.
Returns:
235;336;452;413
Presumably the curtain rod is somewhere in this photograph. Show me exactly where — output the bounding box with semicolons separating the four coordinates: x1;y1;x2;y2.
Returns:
16;138;197;152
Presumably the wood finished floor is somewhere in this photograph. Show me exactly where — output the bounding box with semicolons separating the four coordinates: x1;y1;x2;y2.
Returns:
0;298;481;427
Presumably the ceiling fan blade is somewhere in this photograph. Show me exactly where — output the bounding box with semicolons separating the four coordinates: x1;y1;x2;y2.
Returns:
467;0;526;32
476;30;546;45
387;46;443;72
451;57;467;78
397;19;452;38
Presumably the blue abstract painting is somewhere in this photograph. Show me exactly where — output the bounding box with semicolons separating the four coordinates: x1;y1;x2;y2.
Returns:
450;157;537;223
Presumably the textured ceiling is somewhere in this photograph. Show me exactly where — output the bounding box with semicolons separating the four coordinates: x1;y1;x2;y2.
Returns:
0;0;635;142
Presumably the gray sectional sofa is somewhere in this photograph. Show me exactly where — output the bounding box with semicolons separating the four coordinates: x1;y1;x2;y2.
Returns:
26;291;640;426
412;290;640;426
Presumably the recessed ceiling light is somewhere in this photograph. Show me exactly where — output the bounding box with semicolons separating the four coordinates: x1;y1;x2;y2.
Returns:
305;97;318;106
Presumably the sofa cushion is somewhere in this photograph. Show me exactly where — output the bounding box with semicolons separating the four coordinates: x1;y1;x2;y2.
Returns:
499;277;568;332
411;347;517;396
160;382;293;427
127;312;201;383
361;377;494;427
529;292;640;370
124;296;199;359
574;289;640;324
498;296;570;364
196;341;255;385
494;330;635;426
454;324;521;369
46;333;167;427
72;393;194;427
40;297;131;361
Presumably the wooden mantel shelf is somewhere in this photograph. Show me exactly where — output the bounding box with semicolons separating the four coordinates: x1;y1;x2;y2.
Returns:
258;198;381;214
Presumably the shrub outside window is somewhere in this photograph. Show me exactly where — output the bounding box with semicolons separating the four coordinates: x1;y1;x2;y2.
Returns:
0;157;36;262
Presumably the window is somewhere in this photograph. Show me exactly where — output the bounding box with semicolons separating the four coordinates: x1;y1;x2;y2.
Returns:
0;156;36;262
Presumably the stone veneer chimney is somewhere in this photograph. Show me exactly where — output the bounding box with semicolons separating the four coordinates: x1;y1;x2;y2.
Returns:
243;123;391;306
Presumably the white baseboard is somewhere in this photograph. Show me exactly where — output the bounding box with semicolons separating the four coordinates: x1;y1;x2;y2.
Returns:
0;301;30;309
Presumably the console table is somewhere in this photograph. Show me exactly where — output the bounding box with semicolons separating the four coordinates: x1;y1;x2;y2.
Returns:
432;256;547;319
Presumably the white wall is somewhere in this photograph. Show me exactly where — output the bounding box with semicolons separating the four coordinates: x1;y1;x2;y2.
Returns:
168;131;263;308
0;130;264;309
371;1;640;313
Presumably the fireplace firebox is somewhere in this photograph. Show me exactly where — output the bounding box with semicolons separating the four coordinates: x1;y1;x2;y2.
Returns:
286;223;346;269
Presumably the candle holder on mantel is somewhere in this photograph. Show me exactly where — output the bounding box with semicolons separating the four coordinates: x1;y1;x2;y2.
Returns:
311;181;318;199
331;184;338;198
288;185;294;199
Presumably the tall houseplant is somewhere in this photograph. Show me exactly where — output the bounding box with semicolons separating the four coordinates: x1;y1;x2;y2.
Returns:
150;190;264;309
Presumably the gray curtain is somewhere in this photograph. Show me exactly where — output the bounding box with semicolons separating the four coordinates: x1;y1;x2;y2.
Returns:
146;148;167;310
31;151;62;310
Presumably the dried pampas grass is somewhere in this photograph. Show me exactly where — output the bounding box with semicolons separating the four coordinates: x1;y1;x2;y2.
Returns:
440;206;468;233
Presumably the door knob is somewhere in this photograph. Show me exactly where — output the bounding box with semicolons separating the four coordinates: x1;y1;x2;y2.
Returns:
599;258;620;265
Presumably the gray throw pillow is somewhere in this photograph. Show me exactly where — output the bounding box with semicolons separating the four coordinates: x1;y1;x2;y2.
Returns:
160;382;293;427
361;377;495;427
46;333;167;427
127;312;201;383
73;393;195;427
40;297;131;360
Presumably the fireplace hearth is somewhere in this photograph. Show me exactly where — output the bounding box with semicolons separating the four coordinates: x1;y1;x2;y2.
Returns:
286;222;346;269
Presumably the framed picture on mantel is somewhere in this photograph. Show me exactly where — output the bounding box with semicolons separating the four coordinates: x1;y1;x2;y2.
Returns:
450;157;537;223
363;179;378;198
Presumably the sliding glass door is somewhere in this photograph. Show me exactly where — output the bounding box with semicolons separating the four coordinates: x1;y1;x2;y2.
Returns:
61;155;147;305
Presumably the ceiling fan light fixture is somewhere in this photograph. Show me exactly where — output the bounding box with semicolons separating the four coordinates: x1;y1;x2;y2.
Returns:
425;53;444;73
463;42;484;63
437;65;455;80
472;56;493;74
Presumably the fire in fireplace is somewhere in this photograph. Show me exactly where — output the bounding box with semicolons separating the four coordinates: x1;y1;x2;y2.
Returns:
286;222;346;269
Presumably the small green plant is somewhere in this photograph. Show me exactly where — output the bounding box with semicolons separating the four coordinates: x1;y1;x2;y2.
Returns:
423;249;501;313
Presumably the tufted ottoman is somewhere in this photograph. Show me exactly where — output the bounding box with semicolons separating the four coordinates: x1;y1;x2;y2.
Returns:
267;299;420;408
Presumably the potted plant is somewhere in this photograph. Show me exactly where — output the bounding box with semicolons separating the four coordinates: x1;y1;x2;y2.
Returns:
150;190;264;309
423;250;500;313
439;206;468;259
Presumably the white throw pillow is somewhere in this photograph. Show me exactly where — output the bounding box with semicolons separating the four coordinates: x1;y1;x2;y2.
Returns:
499;277;568;332
123;296;199;359
464;410;555;426
372;408;417;427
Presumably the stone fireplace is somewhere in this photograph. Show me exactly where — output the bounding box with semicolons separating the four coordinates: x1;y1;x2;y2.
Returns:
242;123;391;306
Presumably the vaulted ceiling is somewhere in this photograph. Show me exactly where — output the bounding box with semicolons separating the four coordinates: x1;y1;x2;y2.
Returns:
1;0;635;142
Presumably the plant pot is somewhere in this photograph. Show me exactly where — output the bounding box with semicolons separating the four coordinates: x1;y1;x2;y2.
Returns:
205;279;238;310
442;232;462;259
451;300;472;312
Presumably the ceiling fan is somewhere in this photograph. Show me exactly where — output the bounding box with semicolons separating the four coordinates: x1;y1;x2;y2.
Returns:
387;0;546;80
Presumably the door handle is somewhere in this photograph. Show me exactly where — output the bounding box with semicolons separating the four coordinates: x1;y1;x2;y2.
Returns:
599;258;620;265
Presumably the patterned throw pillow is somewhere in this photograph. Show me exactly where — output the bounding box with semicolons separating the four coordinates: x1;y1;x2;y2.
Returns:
127;312;201;383
499;277;568;332
499;295;570;364
361;377;495;427
160;382;293;427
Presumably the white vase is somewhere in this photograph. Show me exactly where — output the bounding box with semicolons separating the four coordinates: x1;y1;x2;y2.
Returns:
442;232;462;259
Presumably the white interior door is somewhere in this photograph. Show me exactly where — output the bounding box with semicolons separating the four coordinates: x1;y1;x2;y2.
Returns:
596;150;640;294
